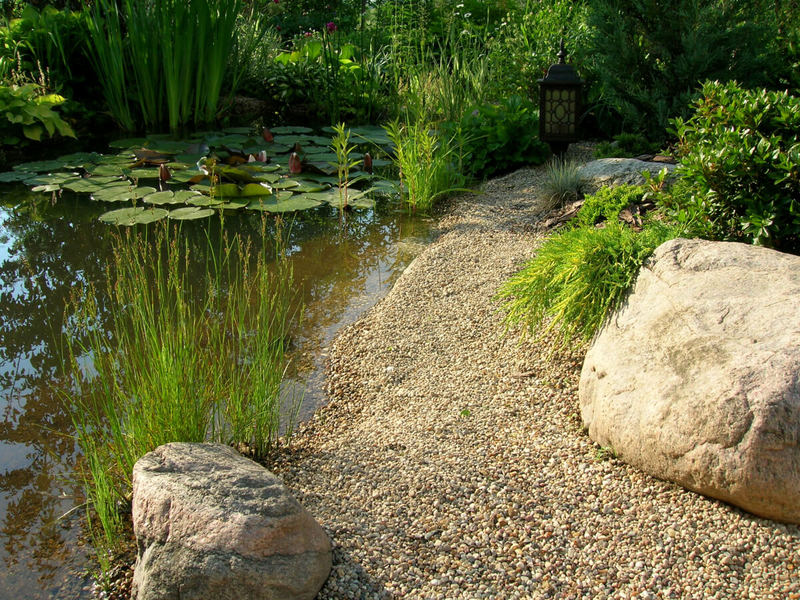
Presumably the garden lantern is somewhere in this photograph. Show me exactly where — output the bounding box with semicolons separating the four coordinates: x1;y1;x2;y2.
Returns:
538;40;583;154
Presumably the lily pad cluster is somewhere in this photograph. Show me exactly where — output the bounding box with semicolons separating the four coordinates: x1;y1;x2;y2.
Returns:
0;125;400;225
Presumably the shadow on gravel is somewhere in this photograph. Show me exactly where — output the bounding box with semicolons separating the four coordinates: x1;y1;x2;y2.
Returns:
320;546;390;600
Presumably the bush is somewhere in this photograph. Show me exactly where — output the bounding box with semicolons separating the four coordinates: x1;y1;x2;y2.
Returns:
594;132;662;158
0;82;75;145
486;0;590;100
577;184;645;227
664;81;800;253
497;219;680;342
454;95;550;180
585;0;784;142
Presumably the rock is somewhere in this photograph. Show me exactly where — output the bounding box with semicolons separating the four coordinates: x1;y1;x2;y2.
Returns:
578;158;676;195
580;238;800;523
131;443;331;600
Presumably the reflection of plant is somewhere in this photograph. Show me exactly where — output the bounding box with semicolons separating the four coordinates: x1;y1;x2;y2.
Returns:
0;83;75;145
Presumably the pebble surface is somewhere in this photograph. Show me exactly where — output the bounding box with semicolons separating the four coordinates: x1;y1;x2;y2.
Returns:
275;149;800;600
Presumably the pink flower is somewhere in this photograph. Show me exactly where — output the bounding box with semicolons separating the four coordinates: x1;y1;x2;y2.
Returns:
326;21;337;33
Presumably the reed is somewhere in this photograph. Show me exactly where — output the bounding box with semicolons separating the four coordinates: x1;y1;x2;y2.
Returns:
63;219;297;546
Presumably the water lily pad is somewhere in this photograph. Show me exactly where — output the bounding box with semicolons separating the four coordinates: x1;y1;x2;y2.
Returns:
217;199;249;209
134;208;169;224
108;137;148;149
24;173;77;186
127;168;160;180
168;207;215;220
270;126;313;134
57;152;103;168
187;196;219;207
293;182;330;193
63;179;128;194
172;190;203;203
98;206;143;224
190;184;213;195
173;153;207;165
246;193;321;212
145;140;190;154
31;184;63;193
223;126;253;134
13;159;65;173
93;185;157;203
143;191;178;205
263;143;291;154
240;182;273;196
272;179;300;189
170;169;207;184
0;171;33;182
88;164;128;177
253;172;281;184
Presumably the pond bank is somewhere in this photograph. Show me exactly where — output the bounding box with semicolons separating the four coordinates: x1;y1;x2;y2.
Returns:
274;148;800;599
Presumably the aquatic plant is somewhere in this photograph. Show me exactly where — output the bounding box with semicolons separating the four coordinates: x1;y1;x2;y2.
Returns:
63;218;297;548
385;119;470;212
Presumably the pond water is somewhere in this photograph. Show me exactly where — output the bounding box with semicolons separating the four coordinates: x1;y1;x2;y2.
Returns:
0;188;433;599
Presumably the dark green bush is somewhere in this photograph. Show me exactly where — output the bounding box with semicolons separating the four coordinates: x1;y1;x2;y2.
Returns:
497;219;681;342
454;95;550;180
594;133;662;159
577;184;646;227
585;0;784;142
664;81;800;253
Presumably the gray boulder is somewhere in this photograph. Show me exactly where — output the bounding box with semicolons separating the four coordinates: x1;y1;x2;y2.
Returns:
131;443;331;600
578;158;676;195
580;238;800;523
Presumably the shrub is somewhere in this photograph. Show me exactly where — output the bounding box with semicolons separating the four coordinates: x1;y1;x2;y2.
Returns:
0;82;75;145
455;95;550;180
664;81;800;253
594;132;662;159
497;219;681;342
577;184;645;227
585;0;784;142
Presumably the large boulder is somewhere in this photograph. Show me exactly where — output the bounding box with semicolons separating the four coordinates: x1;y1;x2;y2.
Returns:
578;158;676;195
131;443;331;600
580;238;800;523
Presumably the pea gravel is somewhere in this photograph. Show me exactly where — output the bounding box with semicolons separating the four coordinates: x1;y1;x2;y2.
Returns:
274;148;800;600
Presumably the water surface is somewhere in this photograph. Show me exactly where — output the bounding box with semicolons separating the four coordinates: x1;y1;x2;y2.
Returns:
0;189;433;598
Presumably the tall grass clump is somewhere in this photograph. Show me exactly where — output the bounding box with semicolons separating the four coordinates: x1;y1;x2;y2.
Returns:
498;220;681;343
63;219;297;547
385;118;470;212
85;0;242;131
540;157;581;211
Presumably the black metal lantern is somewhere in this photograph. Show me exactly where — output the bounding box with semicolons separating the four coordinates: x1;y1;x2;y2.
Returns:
538;40;583;154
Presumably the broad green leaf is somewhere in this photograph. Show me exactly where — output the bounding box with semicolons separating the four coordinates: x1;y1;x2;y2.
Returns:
0;171;33;182
172;190;203;203
143;191;178;205
168;207;215;220
108;137;148;149
270;126;313;134
99;207;144;225
272;179;300;189
13;159;65;172
246;193;321;212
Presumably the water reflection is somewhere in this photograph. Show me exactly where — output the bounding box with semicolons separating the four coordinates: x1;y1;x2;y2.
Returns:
0;189;431;598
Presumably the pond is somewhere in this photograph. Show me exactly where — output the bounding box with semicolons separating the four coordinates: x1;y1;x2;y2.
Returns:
0;185;433;599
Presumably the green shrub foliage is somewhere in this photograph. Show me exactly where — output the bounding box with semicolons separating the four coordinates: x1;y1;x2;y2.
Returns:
0;83;75;145
455;95;550;180
498;219;681;342
577;185;646;227
665;81;800;253
585;0;784;141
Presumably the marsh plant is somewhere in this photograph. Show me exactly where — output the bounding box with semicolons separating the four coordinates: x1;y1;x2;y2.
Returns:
385;119;469;212
330;121;362;210
63;219;298;548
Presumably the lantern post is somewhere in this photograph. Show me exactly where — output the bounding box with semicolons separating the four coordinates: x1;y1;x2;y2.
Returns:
538;40;584;155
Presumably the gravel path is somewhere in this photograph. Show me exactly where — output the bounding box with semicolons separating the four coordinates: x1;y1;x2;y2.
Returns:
275;150;800;600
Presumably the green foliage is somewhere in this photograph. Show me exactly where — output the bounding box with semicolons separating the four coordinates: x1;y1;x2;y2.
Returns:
585;0;786;142
385;118;470;212
577;184;646;227
540;157;581;211
85;0;243;132
455;95;550;180
594;133;662;158
663;81;800;253
64;221;297;546
0;82;75;145
486;0;590;100
498;219;681;342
